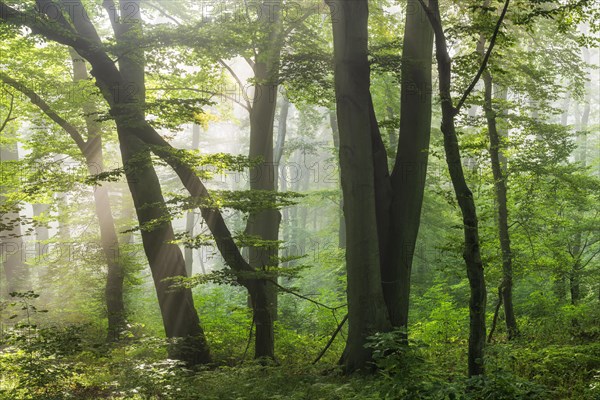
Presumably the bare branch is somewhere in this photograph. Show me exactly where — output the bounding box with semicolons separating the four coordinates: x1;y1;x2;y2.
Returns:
147;86;251;112
454;0;511;115
0;72;87;151
144;1;184;26
0;89;16;134
218;59;252;111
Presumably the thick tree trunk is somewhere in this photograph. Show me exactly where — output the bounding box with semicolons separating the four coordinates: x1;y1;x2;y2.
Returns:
384;0;434;330
109;1;210;363
328;0;392;372
245;2;284;359
119;131;210;364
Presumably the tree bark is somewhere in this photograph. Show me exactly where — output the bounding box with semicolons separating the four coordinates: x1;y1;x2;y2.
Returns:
477;23;518;340
419;0;489;376
110;0;210;364
185;124;201;277
570;46;590;306
244;1;284;360
70;48;127;341
384;0;434;330
329;110;346;249
0;0;290;364
32;203;50;282
327;0;392;372
0;142;28;295
482;75;517;339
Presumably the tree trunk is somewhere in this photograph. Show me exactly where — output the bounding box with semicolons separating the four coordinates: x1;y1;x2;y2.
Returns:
242;1;284;360
70;48;126;341
570;44;590;306
0;142;28;295
329;110;346;249
422;0;488;376
109;1;210;364
32;203;50;283
185;124;201;277
384;0;434;330
477;26;518;340
327;0;392;372
482;75;518;339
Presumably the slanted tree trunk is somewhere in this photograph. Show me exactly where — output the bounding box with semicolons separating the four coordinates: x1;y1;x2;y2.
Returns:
108;0;210;364
327;0;392;372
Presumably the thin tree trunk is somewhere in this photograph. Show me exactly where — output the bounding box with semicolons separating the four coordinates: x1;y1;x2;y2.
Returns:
482;77;518;339
329;110;346;249
185;124;201;277
569;46;590;307
32;203;50;284
477;25;518;340
275;93;290;272
0;142;28;295
420;0;490;376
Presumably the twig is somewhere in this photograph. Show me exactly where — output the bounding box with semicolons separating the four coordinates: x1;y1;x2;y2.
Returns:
241;316;255;362
312;314;348;364
487;286;503;343
0;89;15;133
267;278;346;311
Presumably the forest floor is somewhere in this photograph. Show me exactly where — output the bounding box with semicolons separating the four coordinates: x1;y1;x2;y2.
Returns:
1;328;599;400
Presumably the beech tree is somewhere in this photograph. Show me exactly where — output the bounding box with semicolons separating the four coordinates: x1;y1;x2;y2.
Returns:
326;0;434;371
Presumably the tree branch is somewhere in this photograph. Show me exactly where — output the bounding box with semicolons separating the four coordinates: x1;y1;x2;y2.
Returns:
0;72;87;151
281;7;315;37
144;1;184;26
0;89;15;134
0;1;79;47
147;86;251;112
312;314;348;364
454;0;510;115
218;59;252;111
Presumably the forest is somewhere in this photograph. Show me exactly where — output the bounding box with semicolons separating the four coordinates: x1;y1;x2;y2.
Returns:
0;0;599;399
